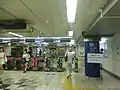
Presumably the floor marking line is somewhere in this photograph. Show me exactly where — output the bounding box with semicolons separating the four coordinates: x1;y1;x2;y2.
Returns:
63;77;79;90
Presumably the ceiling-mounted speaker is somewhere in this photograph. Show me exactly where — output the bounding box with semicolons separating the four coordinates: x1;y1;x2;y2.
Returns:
0;20;26;30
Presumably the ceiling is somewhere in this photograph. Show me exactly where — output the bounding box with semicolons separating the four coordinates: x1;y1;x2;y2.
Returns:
86;0;120;36
74;0;109;40
0;0;116;41
0;0;68;37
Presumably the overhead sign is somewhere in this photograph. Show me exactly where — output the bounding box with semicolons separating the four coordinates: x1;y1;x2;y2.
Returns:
25;39;35;42
2;39;10;43
60;38;70;42
87;53;103;63
11;39;19;42
19;39;25;43
43;39;53;42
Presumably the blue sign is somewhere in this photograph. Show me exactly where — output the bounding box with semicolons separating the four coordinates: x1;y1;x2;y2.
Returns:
85;41;100;78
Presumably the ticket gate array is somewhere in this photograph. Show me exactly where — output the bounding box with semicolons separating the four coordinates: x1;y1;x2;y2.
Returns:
5;56;65;72
5;57;45;71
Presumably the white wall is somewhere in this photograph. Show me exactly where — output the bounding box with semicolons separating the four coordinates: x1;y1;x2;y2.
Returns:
103;33;120;77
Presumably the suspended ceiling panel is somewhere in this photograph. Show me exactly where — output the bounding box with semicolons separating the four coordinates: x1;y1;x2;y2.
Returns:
86;18;120;35
86;0;120;36
0;0;68;37
105;0;120;16
74;0;108;40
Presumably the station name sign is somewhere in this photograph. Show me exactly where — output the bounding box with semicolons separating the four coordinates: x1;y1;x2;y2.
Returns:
0;37;71;43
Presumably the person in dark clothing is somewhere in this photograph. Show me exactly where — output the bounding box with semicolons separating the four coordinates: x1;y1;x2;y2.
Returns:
39;49;42;56
11;49;17;69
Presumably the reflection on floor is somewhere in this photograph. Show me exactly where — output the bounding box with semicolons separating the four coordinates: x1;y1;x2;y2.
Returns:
0;68;119;90
64;68;120;90
0;71;65;90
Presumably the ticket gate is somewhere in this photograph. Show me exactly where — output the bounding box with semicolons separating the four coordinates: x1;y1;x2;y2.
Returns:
5;57;14;70
15;57;22;70
36;57;45;70
28;57;34;70
57;57;63;72
74;58;78;72
32;58;38;71
45;57;51;71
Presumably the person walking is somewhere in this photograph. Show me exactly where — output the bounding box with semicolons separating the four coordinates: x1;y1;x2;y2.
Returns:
65;49;74;79
22;49;30;73
0;47;7;73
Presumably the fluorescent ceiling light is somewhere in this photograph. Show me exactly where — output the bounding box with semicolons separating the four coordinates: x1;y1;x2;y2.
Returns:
68;31;73;37
8;32;23;37
66;0;78;22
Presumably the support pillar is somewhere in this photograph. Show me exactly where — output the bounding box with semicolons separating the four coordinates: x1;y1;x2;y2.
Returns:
84;38;100;78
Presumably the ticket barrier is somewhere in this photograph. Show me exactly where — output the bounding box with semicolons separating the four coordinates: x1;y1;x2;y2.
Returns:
36;57;45;70
57;57;63;72
74;58;78;72
28;57;34;70
32;58;38;71
45;57;51;71
15;57;22;70
5;57;15;70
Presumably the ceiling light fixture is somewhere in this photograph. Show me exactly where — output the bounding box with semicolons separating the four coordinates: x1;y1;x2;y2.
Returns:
68;30;73;37
66;0;78;22
8;32;23;37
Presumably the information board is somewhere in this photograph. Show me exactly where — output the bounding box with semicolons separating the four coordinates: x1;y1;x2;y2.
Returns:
87;53;103;63
85;41;100;78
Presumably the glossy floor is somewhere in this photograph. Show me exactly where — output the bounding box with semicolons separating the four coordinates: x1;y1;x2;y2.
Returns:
0;68;119;90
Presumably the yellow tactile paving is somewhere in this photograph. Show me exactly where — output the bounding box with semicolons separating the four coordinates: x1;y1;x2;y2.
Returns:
63;76;79;90
63;76;98;90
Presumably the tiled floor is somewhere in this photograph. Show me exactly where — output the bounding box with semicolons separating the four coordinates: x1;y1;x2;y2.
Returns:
0;67;119;90
0;71;65;90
